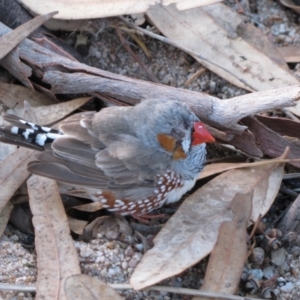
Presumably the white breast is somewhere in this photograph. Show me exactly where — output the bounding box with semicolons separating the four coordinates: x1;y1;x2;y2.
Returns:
165;176;198;204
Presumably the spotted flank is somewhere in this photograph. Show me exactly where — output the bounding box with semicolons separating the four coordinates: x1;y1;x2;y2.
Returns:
11;119;63;146
96;170;185;216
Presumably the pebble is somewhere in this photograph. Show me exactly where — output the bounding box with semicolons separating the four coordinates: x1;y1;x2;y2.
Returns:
280;282;294;293
270;248;287;266
128;258;138;268
80;245;93;258
263;265;275;279
125;246;134;257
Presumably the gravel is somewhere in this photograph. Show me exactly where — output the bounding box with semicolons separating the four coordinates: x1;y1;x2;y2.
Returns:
2;0;300;299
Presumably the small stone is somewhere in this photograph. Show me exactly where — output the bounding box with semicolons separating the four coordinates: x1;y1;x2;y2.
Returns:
10;235;19;242
278;24;287;34
125;246;134;257
128;258;138;268
80;245;93;258
263;265;275;279
250;247;265;266
249;269;263;281
108;268;116;276
270;248;287;266
280;282;294;293
209;81;216;93
291;246;300;258
105;241;115;249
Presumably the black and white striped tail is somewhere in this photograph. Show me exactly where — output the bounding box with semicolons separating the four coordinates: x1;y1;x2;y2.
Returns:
0;114;63;150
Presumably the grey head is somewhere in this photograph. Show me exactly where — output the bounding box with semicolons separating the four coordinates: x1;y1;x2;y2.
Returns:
131;98;200;156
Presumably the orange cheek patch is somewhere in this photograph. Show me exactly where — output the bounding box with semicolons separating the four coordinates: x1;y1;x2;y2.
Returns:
172;145;187;160
157;134;176;152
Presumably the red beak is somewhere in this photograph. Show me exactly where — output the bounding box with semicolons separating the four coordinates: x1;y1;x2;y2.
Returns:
192;122;215;145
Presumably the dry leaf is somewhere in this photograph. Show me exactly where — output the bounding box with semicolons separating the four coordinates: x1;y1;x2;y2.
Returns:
0;148;34;214
277;45;300;63
228;130;263;157
27;175;80;300
0;143;17;161
130;155;285;289
68;216;88;235
256;115;300;139
277;193;300;234
200;156;299;179
197;192;252;299
146;3;299;92
236;22;289;72
0;11;57;59
19;0;222;20
32;96;92;125
71;202;103;213
0;202;13;238
279;0;300;14
242;117;300;168
0;83;55;112
65;274;123;300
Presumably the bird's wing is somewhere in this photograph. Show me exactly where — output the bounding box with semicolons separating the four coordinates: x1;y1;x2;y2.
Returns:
28;112;171;200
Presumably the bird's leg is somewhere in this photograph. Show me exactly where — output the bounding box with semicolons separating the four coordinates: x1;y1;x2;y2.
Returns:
131;213;169;224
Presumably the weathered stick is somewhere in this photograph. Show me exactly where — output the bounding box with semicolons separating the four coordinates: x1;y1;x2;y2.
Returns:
0;21;298;131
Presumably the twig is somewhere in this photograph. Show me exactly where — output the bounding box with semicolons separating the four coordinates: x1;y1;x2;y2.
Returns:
0;283;36;292
282;108;300;122
110;283;264;300
114;22;159;83
119;16;257;91
184;67;206;87
0;282;264;299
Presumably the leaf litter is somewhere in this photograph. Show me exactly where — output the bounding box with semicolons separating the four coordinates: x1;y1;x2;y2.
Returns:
1;1;300;300
130;150;286;289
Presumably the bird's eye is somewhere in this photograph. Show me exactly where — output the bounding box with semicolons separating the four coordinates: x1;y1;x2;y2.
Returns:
171;127;185;140
183;120;190;129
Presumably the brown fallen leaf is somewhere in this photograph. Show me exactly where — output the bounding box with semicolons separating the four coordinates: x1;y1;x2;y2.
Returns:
0;83;56;112
242;117;300;168
31;96;92;125
18;0;222;20
196;192;252;300
256;115;300;139
64;274;123;300
0;143;17;161
130;152;286;289
146;3;299;92
226;129;263;157
67;216;88;235
0;11;57;59
71;202;104;213
277;45;300;63
279;0;300;14
236;22;289;72
0;202;13;238
200;155;300;180
0;148;34;214
277;193;300;234
27;175;81;300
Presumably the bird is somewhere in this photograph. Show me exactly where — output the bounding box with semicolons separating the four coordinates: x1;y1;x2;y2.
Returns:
0;99;215;216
